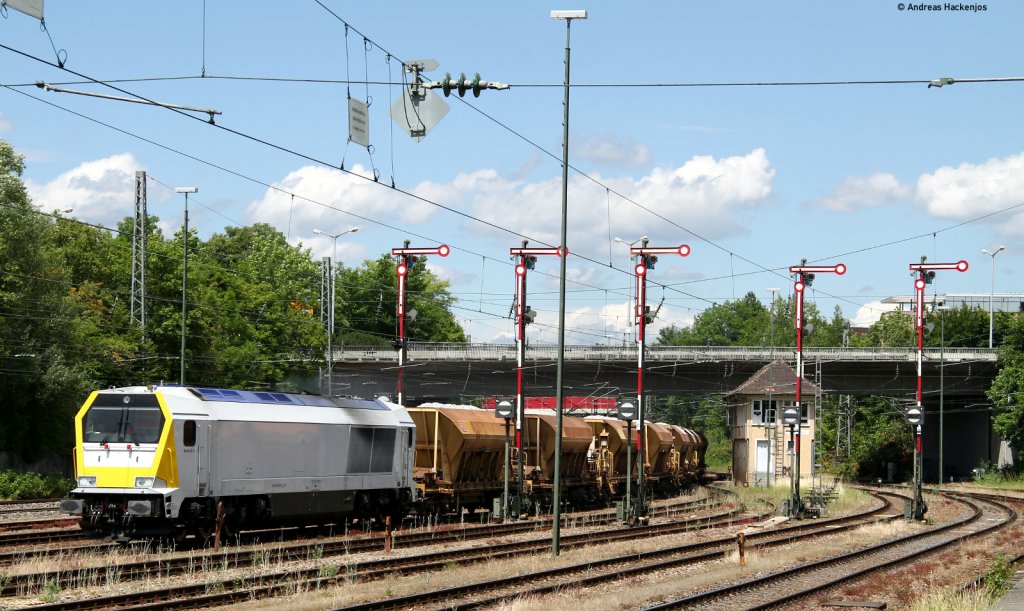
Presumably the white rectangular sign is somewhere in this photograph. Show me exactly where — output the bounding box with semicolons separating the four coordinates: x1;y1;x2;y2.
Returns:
6;0;44;19
348;98;369;148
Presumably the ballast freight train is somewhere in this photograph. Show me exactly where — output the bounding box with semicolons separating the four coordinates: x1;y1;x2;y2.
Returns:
61;385;705;541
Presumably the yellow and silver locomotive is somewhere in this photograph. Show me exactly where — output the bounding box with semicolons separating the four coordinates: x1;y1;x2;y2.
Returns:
61;385;415;542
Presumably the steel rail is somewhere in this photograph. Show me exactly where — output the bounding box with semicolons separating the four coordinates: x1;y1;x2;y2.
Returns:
16;501;733;610
337;492;898;611
647;492;1014;609
1;496;720;597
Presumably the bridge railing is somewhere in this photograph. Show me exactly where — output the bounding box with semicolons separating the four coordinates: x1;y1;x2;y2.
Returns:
332;343;996;363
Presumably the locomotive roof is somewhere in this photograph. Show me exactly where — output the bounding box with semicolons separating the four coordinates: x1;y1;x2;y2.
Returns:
92;386;413;426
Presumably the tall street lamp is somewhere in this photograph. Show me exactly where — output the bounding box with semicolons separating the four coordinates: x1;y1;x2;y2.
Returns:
314;226;359;395
981;246;1005;349
175;187;197;385
551;7;586;558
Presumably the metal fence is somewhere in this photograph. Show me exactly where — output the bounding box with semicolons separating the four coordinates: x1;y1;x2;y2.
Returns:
332;343;996;363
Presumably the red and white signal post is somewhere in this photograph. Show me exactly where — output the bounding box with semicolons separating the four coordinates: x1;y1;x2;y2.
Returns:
907;258;967;519
787;260;846;517
392;241;450;406
508;242;563;516
629;240;690;523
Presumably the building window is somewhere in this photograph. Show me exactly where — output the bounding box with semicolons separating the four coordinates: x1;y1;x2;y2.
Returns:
752;399;777;426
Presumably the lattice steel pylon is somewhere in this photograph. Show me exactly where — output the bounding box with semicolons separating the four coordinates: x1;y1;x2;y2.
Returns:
835;395;852;461
129;171;147;339
320;257;331;330
811;358;824;497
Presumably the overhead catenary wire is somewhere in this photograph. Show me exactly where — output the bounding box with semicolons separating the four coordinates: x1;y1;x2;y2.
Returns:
3;23;1019;323
0;42;914;316
7;74;1023;89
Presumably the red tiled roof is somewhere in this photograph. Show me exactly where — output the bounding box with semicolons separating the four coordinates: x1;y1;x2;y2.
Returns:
726;360;821;397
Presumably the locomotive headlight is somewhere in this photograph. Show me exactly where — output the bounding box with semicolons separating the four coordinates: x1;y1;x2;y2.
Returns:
77;476;97;488
134;477;156;488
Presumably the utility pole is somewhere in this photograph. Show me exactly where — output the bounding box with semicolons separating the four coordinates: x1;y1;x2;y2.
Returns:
907;257;968;520
786;260;846;517
509;242;561;516
630;241;691;524
391;241;450;406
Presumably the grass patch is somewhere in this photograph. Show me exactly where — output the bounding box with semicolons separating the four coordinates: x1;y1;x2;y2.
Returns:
911;586;993;611
972;469;1024;490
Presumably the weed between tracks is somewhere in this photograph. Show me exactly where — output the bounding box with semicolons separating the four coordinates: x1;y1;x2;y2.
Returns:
909;587;993;611
228;493;885;610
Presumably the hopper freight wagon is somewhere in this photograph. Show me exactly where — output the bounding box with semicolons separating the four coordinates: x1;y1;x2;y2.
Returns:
663;424;709;488
409;405;596;515
586;416;706;497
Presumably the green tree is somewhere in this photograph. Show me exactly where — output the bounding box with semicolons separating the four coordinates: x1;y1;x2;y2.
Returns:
0;140;93;462
656;291;834;348
924;304;990;348
197;223;325;388
857;310;915;347
335;254;466;344
656;292;769;346
987;313;1024;450
822;395;913;480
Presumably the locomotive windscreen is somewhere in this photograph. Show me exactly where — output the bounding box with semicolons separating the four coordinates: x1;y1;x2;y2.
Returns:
82;394;165;444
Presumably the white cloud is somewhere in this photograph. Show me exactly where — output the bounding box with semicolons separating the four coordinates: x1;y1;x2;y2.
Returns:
917;151;1024;220
851;300;898;327
462;148;776;261
814;172;910;212
426;261;473;285
0;113;11;132
574;134;651;167
246;164;438;248
25;153;142;227
513;300;695;346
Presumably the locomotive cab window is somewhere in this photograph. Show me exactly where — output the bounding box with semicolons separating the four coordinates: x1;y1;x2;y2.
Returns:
82;396;165;444
183;420;196;447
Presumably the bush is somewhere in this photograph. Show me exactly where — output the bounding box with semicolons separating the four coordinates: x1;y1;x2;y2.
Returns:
972;462;1022;489
0;470;74;499
986;555;1014;599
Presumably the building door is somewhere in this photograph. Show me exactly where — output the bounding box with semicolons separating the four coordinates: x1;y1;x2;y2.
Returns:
755;439;769;486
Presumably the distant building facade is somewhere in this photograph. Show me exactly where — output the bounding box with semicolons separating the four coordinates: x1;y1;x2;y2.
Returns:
881;293;1024;313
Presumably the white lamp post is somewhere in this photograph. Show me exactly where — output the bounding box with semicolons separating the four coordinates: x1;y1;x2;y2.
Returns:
551;7;586;558
981;246;1005;349
175;187;197;385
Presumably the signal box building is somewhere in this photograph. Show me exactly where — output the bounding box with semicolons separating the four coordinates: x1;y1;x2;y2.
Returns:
726;361;820;487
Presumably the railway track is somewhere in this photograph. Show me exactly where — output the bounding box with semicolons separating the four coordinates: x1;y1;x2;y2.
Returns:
333;491;898;611
644;491;1015;609
6;498;736;608
0;495;722;599
0;505;59;516
0;493;718;567
0;527;86;547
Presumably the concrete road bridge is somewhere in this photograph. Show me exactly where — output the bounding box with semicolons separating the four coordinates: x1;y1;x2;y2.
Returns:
328;343;998;402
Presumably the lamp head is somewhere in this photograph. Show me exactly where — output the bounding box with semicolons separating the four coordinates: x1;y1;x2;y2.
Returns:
175;187;198;194
313;228;324;236
551;9;587;20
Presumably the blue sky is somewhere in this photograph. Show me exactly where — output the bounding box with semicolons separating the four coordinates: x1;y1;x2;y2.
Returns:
2;1;1022;345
